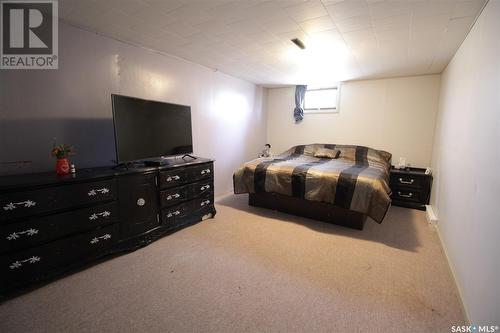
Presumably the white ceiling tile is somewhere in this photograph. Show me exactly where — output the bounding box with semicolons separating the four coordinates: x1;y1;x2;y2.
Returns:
193;20;233;36
308;28;343;43
205;2;248;24
130;5;177;28
162;21;200;38
373;14;410;32
326;1;369;21
142;0;185;14
299;15;336;33
243;1;290;23
321;0;344;5
410;1;454;18
447;15;475;36
335;15;372;33
410;27;446;47
277;29;309;42
101;0;149;16
167;4;214;25
376;29;409;44
285;0;329;22
412;13;451;31
228;19;266;35
369;1;410;20
276;0;311;9
342;28;376;46
264;18;301;35
452;0;485;19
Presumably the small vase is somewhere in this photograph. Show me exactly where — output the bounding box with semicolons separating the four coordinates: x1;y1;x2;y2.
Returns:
55;158;70;175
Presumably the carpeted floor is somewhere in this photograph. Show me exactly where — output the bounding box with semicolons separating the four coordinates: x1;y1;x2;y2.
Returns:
0;194;465;333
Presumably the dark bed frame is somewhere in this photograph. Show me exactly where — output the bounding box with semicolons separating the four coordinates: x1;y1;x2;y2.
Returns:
248;192;367;230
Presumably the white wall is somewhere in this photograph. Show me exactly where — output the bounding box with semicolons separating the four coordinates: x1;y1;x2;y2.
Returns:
266;75;440;167
0;22;267;196
430;0;499;324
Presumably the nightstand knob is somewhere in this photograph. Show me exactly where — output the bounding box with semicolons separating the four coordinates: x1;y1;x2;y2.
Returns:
399;178;414;185
137;198;146;206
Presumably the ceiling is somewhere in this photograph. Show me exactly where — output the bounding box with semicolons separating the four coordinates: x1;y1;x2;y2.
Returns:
59;0;486;86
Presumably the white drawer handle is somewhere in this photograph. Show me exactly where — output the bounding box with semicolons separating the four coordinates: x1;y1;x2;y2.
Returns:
6;228;39;241
397;191;413;198
88;187;110;196
166;175;180;182
166;193;181;200
90;234;112;244
137;198;146;206
3;200;37;211
200;169;211;175
9;256;41;269
200;200;211;207
89;211;111;221
166;210;181;218
398;178;414;185
200;185;211;191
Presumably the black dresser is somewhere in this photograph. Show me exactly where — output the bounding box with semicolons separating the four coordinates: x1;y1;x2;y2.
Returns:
389;167;432;210
0;158;215;293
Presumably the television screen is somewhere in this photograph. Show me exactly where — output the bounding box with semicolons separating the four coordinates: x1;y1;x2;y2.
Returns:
111;94;193;163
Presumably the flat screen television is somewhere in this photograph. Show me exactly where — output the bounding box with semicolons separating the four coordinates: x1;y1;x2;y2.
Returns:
111;94;193;163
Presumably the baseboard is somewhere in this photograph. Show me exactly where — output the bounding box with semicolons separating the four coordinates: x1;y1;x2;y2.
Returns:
425;205;438;224
431;210;471;324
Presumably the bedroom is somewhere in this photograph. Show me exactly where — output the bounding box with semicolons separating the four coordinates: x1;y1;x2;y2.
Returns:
0;0;498;332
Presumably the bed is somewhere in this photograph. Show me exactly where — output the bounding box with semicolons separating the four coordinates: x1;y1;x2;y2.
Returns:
233;144;392;230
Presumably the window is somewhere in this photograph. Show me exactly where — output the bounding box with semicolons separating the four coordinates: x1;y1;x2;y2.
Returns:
304;86;340;113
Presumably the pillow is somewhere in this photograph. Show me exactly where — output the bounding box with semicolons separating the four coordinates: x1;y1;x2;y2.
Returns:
314;148;341;159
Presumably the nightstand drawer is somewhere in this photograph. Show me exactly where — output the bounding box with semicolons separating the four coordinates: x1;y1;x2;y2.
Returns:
391;188;423;203
390;174;426;190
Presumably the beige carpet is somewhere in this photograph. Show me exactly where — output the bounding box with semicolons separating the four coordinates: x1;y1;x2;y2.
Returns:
0;194;464;333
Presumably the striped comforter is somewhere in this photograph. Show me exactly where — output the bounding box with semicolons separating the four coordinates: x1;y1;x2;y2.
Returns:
233;144;392;223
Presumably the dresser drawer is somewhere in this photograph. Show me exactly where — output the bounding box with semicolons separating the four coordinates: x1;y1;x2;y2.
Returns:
0;224;117;288
161;195;214;227
187;163;213;182
0;179;117;222
159;163;213;189
0;202;118;253
160;181;213;208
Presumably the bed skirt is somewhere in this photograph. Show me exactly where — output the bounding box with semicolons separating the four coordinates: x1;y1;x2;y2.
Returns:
248;192;367;230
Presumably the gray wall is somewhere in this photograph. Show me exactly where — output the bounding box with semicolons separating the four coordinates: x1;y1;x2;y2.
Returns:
0;22;267;196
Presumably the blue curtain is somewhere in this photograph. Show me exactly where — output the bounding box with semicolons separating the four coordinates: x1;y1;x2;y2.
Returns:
294;85;307;122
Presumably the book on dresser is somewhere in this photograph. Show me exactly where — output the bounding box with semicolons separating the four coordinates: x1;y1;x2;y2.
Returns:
0;157;215;294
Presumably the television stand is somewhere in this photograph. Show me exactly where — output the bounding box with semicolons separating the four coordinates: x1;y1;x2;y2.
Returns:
143;158;171;166
182;154;197;160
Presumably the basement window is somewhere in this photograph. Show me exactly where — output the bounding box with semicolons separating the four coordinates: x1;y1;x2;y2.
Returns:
304;86;340;113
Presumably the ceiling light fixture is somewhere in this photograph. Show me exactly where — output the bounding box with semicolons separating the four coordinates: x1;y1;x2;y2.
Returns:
291;38;306;50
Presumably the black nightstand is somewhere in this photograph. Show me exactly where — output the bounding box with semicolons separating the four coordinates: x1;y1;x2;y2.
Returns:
389;167;432;210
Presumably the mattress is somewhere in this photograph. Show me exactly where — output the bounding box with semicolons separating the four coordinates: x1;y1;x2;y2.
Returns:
233;144;392;223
